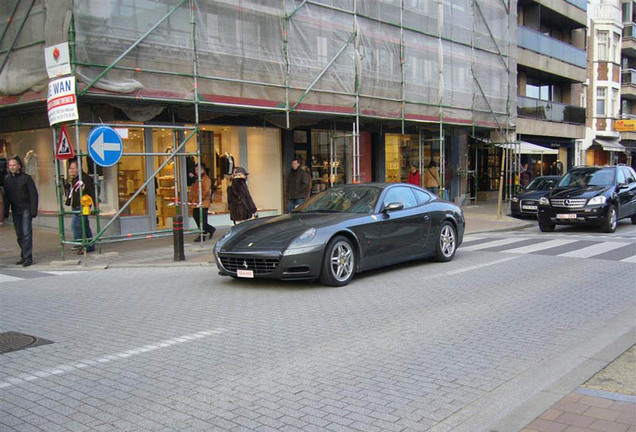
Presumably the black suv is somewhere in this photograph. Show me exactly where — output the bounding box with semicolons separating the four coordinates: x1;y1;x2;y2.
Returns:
537;165;636;233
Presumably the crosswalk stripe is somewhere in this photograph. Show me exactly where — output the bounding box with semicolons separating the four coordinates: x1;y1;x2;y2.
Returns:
0;274;23;283
504;239;579;254
620;255;636;263
460;237;527;252
558;242;632;259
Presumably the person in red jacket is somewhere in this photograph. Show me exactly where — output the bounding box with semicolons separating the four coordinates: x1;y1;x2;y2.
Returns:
408;165;420;186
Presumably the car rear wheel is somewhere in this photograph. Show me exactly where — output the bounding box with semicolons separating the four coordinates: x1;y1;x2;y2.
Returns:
601;205;617;233
319;236;355;287
631;214;636;225
539;223;555;232
435;222;457;262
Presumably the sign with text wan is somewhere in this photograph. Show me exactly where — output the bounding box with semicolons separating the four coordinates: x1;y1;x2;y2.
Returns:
47;76;78;126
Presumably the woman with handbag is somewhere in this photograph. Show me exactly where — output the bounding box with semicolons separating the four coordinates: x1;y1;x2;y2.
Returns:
424;160;441;196
227;167;258;225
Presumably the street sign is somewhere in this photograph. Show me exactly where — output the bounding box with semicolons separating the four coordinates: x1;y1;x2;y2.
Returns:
47;76;78;125
55;124;75;160
87;126;123;167
44;42;71;78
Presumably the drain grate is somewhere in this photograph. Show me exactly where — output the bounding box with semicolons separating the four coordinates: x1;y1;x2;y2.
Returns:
0;332;53;354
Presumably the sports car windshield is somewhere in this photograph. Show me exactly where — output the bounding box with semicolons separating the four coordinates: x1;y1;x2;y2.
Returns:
294;186;381;214
558;168;615;187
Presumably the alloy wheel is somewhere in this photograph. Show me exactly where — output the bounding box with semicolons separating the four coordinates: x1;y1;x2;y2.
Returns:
440;225;456;257
330;241;354;282
609;208;617;231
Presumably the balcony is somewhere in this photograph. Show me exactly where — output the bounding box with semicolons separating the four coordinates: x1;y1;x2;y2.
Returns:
517;26;587;68
518;96;585;124
623;24;636;57
622;68;636;99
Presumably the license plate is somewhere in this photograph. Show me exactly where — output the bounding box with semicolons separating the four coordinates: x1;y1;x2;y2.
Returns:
556;213;577;219
237;269;254;278
522;205;537;210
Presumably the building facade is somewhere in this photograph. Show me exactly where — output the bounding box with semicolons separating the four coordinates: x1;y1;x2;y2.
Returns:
585;0;625;166
619;0;636;163
0;0;516;237
516;0;587;178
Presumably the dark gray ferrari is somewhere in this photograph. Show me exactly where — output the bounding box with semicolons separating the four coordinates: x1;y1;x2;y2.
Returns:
213;183;465;286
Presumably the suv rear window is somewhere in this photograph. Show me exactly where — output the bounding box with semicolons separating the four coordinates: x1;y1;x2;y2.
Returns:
558;168;615;187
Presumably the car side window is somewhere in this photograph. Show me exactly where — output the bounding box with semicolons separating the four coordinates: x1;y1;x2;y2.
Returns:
412;188;432;205
383;186;418;209
622;167;636;184
617;168;626;185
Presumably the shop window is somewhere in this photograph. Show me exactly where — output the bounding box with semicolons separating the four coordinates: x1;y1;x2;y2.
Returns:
117;128;147;216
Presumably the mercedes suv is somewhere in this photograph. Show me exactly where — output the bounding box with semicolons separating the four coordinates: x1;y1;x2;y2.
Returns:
537;165;636;233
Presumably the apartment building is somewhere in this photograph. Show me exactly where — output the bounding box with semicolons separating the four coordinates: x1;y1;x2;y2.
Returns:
516;0;587;176
585;0;625;166
619;0;636;164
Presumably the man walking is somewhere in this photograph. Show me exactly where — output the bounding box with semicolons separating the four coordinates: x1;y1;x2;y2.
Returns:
65;159;96;253
3;156;38;267
286;158;310;213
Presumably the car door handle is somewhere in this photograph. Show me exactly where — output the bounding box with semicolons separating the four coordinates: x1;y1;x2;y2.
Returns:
423;215;430;220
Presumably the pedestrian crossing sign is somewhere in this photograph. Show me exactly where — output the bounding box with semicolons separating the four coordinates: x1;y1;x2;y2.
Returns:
56;124;75;160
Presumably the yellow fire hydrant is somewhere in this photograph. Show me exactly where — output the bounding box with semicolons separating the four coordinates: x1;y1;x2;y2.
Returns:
81;194;93;216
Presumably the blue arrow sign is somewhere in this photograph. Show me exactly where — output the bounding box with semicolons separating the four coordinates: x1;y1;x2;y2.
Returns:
87;126;123;167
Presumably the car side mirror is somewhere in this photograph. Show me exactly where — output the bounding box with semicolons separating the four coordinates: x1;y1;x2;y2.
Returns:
383;202;404;213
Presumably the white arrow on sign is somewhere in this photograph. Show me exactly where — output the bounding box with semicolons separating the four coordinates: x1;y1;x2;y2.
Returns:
91;132;121;161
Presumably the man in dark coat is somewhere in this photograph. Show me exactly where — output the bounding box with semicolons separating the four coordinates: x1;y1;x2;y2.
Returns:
64;159;96;253
3;156;38;266
286;158;310;213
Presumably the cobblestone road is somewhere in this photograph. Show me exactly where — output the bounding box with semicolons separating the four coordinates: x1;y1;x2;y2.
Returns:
1;234;634;432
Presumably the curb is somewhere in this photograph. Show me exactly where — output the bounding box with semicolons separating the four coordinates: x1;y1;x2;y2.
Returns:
465;222;535;235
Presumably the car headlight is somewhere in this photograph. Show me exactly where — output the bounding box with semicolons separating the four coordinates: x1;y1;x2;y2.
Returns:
215;229;233;247
539;197;549;205
286;228;317;250
587;196;607;206
512;197;519;203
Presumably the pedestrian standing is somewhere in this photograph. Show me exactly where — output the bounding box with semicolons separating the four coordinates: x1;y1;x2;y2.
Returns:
227;167;257;224
520;162;533;188
286;158;310;213
64;159;96;253
3;156;38;267
188;163;216;242
0;151;7;226
424;160;441;196
408;165;420;186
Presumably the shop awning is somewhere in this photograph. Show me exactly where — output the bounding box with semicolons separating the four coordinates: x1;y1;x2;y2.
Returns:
496;141;559;155
593;139;625;152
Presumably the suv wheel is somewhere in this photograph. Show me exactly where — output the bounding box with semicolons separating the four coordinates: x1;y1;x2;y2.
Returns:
631;214;636;225
601;205;617;233
539;223;555;232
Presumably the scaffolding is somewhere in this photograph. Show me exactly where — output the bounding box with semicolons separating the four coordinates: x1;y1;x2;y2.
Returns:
0;0;517;252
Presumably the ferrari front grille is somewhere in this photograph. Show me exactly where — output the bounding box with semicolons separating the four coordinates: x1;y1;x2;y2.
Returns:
219;256;280;275
549;198;587;209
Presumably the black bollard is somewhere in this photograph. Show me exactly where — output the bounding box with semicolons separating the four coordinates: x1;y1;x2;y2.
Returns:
172;214;185;261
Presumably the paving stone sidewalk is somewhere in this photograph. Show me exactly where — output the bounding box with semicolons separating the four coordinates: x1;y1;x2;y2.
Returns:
520;345;636;432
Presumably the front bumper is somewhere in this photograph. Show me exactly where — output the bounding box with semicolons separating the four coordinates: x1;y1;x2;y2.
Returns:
538;204;608;226
214;245;324;281
511;200;539;217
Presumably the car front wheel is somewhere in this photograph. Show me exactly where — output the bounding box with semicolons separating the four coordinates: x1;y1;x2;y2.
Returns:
319;236;356;287
601;205;617;233
435;221;457;262
539;222;555;232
